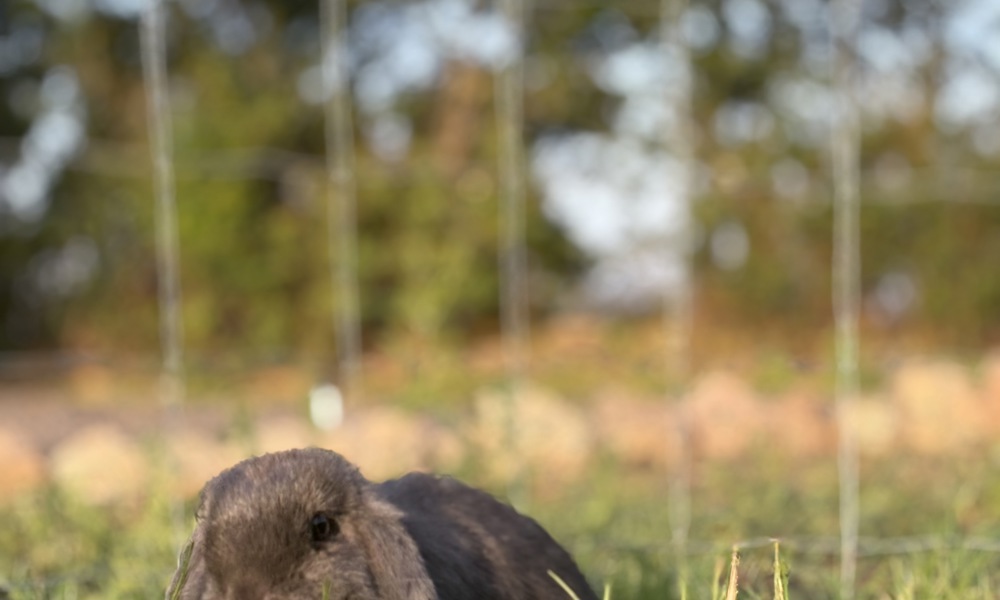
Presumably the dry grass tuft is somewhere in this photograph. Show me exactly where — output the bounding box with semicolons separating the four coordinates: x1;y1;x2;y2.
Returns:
724;546;740;600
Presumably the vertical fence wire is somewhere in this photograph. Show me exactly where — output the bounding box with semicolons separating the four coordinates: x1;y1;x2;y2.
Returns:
496;0;530;389
139;0;186;549
495;0;530;501
321;0;362;400
830;0;863;598
660;0;695;597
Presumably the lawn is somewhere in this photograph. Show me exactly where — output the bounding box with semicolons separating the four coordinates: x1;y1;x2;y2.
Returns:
3;443;1000;599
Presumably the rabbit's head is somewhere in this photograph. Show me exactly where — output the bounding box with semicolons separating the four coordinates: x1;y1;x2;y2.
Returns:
166;448;436;600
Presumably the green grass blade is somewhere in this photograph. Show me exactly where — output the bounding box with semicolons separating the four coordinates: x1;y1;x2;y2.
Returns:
548;570;582;600
773;540;788;600
167;537;195;600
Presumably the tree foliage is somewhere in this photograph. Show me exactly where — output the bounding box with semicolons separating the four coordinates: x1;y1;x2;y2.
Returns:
1;0;998;359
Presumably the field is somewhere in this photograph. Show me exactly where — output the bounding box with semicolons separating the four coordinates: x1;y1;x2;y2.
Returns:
2;322;1000;599
3;0;998;597
3;447;1000;598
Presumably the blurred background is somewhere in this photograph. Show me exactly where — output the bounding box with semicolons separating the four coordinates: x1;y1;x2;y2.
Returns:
2;0;1000;598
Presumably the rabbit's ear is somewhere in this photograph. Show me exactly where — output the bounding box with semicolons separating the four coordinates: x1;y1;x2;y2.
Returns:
358;496;436;600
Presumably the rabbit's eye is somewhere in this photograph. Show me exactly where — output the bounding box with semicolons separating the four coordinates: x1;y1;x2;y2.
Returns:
310;512;338;543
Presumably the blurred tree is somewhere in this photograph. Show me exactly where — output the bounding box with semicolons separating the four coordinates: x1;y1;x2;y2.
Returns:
0;0;998;363
0;0;587;361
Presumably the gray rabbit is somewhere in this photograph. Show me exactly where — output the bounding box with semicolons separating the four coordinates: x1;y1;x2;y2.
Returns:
166;448;598;600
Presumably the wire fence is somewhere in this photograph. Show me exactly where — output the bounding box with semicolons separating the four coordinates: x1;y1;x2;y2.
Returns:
320;0;362;401
830;0;863;595
2;0;1000;597
3;137;997;206
139;0;187;552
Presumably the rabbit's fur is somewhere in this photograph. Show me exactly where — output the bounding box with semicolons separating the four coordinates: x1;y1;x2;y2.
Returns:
166;448;597;600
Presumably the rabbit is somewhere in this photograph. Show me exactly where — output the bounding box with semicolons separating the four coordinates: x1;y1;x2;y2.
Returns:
166;447;598;600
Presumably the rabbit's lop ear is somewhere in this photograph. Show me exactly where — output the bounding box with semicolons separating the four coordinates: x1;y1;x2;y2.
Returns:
357;493;437;600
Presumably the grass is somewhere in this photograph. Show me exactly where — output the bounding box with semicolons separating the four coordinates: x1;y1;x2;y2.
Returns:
522;449;1000;600
166;537;193;600
549;569;611;600
3;440;1000;598
554;540;793;600
0;456;1000;600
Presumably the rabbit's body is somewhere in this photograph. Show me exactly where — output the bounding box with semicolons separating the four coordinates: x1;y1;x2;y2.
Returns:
377;473;596;600
166;448;597;600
